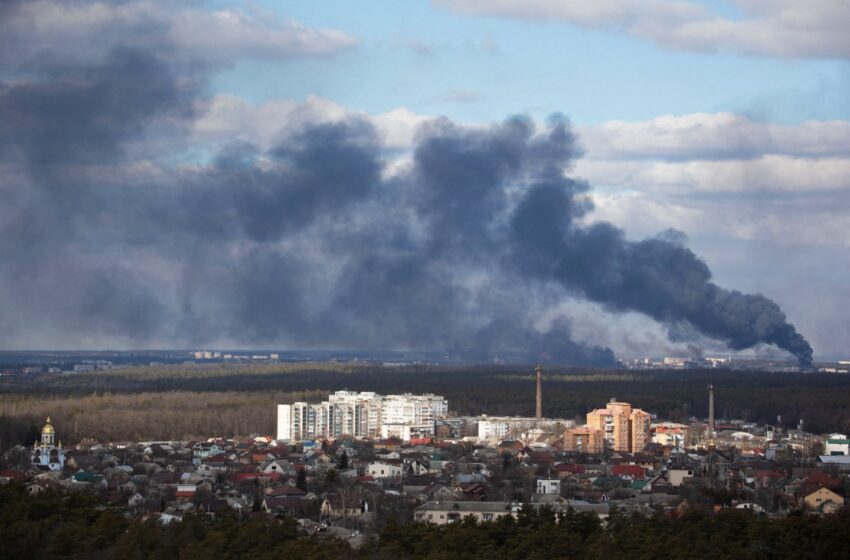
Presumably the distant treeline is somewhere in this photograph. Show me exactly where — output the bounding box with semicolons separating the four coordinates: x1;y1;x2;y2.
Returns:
1;364;850;446
2;483;850;560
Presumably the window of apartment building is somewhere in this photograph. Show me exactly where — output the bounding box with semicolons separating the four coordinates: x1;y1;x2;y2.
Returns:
483;513;494;521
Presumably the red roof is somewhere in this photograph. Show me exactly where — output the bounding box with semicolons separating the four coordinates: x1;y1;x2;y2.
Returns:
754;470;783;479
613;464;646;478
0;470;27;482
204;453;229;463
804;471;842;491
267;486;306;497
654;427;683;434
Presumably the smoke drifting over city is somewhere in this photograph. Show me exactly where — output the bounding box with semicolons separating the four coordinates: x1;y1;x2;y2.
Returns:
0;8;812;366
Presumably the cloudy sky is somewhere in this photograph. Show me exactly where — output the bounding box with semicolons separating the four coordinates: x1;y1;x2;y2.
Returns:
1;0;847;361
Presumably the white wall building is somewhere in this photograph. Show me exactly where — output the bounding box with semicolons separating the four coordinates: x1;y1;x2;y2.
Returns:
277;391;448;442
652;423;687;447
367;462;403;479
276;404;292;441
826;434;850;456
536;479;561;495
477;416;575;441
668;468;695;487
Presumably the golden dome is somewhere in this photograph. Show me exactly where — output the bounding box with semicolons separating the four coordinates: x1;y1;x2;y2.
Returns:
42;417;55;434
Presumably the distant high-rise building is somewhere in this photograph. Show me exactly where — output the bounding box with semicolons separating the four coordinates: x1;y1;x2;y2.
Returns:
277;391;447;442
585;399;651;453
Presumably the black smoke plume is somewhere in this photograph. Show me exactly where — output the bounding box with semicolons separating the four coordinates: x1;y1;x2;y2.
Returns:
507;123;812;366
0;5;812;366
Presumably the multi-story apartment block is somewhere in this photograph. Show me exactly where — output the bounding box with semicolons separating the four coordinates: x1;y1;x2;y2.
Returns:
585;399;651;453
563;426;604;454
277;391;448;442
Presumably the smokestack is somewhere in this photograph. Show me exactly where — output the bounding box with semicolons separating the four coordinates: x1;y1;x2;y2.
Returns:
708;384;715;435
535;365;543;419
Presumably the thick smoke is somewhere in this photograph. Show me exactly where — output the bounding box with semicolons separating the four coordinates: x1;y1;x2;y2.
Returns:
507;128;813;366
0;3;813;366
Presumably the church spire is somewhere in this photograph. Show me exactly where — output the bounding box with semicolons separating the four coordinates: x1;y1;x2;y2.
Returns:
41;417;56;446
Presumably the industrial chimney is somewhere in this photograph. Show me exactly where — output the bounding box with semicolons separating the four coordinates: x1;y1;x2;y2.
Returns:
535;365;543;419
708;384;715;435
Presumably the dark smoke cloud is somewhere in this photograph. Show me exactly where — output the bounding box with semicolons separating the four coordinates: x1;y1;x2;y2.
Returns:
0;4;812;366
509;176;813;365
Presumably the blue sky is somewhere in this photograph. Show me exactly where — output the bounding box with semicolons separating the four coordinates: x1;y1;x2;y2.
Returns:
212;0;850;125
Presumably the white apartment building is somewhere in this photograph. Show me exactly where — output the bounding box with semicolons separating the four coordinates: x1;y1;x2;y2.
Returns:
477;416;575;441
277;391;448;442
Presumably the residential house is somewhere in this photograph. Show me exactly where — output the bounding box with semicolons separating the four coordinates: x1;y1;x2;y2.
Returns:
367;462;403;480
804;487;844;514
414;501;513;525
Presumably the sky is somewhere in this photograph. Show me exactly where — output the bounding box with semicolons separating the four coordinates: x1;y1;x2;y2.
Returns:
1;0;848;361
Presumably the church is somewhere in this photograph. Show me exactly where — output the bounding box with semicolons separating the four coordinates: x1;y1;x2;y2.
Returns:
32;417;65;471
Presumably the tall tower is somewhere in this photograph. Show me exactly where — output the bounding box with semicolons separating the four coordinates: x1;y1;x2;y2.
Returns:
535;365;543;419
708;384;715;435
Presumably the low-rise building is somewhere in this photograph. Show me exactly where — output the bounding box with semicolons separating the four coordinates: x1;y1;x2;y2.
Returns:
825;434;850;456
652;424;687;447
804;487;844;513
367;462;403;480
414;501;514;524
668;468;695;487
536;478;561;495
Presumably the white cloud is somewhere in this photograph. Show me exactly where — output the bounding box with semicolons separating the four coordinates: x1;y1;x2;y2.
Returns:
577;155;850;194
193;94;431;151
587;187;850;248
577;113;850;160
575;112;850;249
436;0;850;59
1;1;357;66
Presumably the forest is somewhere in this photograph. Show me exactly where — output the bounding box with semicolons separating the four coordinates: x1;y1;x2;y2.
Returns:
2;362;850;448
1;482;850;560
